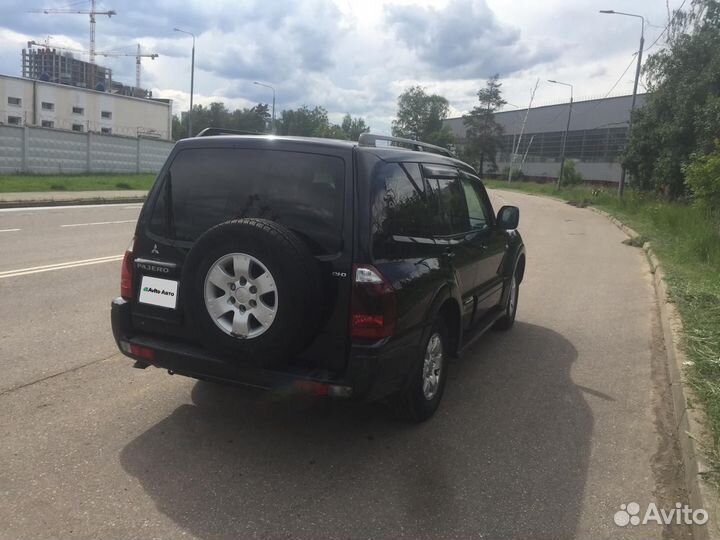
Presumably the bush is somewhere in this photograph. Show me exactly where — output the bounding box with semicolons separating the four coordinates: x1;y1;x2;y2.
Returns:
561;160;583;186
684;140;720;211
501;167;526;182
115;182;132;190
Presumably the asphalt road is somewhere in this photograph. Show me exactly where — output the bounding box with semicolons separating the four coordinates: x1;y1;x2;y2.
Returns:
0;192;692;539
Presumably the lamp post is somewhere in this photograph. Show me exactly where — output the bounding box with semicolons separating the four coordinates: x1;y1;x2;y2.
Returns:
547;79;574;190
173;28;195;137
600;10;645;196
253;81;276;134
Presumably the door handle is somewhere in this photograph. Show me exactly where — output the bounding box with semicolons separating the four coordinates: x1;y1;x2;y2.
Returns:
443;247;456;259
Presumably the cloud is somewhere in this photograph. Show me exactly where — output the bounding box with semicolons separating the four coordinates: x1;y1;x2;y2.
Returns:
385;0;558;79
2;0;673;133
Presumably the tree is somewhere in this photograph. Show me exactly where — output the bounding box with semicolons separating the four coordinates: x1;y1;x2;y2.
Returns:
392;86;455;149
173;102;272;140
276;106;332;137
623;0;720;198
463;75;507;177
341;113;370;141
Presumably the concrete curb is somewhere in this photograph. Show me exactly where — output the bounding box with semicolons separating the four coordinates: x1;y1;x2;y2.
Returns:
589;206;720;540
0;195;146;209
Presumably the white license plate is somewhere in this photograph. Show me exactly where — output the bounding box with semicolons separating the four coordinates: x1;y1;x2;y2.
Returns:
138;276;178;309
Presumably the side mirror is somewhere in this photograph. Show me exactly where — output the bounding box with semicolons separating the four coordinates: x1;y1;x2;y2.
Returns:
497;205;519;229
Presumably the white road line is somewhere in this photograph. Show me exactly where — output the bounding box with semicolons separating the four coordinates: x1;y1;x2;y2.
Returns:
0;228;21;233
0;203;143;213
61;219;136;228
0;255;123;279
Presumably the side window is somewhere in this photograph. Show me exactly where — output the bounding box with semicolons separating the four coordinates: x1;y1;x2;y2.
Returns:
371;162;432;240
460;175;490;231
423;165;469;235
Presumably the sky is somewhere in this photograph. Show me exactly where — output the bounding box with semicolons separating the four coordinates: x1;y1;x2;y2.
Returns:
0;0;677;133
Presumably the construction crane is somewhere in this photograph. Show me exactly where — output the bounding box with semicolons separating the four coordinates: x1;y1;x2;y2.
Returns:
98;45;158;90
29;0;116;64
27;39;158;91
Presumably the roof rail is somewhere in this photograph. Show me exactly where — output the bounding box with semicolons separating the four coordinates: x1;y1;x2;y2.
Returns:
195;127;262;137
358;133;453;158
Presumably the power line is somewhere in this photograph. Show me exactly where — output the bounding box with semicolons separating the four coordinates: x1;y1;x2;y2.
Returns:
646;0;689;51
600;54;638;100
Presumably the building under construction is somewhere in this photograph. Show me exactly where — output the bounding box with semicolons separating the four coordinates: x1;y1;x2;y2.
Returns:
22;47;112;90
21;46;151;98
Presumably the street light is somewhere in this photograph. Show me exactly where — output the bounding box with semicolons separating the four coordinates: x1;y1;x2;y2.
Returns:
547;79;574;190
600;9;645;196
174;28;195;137
253;81;276;134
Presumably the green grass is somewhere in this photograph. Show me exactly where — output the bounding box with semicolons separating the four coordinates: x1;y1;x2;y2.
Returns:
486;179;720;479
0;173;156;193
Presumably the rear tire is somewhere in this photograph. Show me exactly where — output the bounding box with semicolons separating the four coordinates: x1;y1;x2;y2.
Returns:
494;270;519;331
394;319;449;423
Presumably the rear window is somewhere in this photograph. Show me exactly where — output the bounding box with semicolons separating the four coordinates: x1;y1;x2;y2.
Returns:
150;148;345;254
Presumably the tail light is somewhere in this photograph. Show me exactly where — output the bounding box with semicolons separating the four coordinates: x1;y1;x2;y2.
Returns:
350;264;397;339
120;237;135;300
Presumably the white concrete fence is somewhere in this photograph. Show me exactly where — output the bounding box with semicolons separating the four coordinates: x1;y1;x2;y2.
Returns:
0;124;174;175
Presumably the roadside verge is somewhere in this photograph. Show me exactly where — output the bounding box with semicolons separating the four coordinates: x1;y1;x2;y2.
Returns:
590;206;720;540
0;190;147;209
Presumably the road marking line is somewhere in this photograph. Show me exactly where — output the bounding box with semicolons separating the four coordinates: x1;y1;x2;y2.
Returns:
0;228;21;233
0;255;123;279
0;203;143;213
61;219;136;228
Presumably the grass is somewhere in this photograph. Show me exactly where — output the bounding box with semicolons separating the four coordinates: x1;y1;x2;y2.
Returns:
486;179;720;480
0;173;156;193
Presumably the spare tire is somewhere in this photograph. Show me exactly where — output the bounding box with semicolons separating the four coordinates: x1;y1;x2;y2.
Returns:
182;218;323;368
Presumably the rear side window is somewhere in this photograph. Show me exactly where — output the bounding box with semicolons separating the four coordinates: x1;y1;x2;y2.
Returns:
150;148;345;254
371;162;435;242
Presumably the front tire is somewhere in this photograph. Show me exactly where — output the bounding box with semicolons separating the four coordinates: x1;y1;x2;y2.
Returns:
394;320;449;422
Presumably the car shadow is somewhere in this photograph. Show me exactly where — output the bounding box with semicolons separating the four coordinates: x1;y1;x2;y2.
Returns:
120;322;592;539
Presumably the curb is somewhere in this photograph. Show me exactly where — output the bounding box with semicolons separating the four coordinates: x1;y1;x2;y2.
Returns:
0;196;146;209
589;206;720;540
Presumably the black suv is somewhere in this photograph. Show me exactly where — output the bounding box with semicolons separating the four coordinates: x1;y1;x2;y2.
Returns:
111;131;525;421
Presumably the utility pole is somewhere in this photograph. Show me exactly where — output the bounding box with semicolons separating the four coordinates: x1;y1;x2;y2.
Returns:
508;79;538;182
174;28;195;137
548;80;574;190
600;10;645;196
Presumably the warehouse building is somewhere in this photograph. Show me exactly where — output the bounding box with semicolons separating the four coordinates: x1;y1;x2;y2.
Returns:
444;93;647;183
0;73;172;140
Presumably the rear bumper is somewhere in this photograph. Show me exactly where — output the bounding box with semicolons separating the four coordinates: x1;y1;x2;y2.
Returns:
111;297;415;400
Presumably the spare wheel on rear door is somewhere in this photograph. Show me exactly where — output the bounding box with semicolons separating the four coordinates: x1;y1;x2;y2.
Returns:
182;218;323;368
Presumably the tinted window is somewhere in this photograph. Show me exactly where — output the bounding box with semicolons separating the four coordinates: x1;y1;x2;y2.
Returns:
424;169;469;235
371;162;433;239
152;148;345;254
460;176;490;230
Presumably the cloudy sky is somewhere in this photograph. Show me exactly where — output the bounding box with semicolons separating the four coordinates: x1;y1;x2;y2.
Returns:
1;0;676;133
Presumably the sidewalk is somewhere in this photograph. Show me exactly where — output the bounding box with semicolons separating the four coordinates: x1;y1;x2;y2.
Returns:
0;190;147;208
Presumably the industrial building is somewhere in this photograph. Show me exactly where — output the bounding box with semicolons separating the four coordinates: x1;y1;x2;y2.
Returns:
0;73;172;140
443;93;648;183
